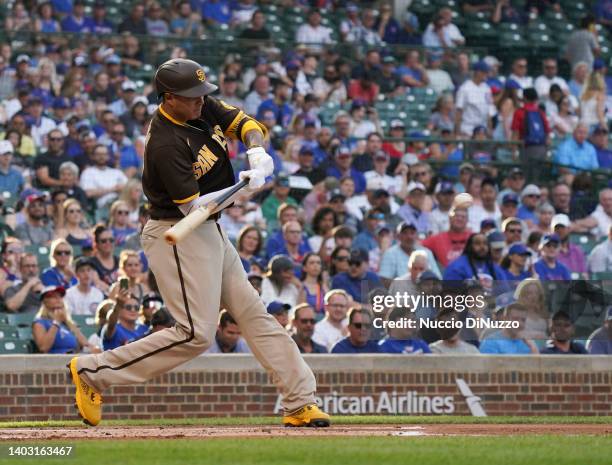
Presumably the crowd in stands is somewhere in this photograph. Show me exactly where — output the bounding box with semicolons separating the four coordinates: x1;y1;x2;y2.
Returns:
0;0;611;356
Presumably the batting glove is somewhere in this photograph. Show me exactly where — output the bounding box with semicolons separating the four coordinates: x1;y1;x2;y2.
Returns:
239;168;266;192
246;146;274;177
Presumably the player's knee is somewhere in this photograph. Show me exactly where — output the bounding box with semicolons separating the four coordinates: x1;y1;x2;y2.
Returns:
190;326;216;351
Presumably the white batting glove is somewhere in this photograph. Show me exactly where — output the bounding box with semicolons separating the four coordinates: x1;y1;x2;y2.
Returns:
239;168;266;192
246;146;274;177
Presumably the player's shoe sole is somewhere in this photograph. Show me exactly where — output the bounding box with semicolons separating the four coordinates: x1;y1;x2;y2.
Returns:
282;404;331;427
67;357;102;426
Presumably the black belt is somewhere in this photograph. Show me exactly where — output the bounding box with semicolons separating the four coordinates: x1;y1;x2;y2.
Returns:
151;212;221;221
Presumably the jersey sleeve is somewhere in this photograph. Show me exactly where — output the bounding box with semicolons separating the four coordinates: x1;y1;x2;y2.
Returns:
202;96;268;143
150;143;199;204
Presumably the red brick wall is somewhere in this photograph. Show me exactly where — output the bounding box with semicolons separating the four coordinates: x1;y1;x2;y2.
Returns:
0;356;610;421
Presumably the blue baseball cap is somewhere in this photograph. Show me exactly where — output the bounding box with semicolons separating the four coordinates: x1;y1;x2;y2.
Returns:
594;58;606;71
502;193;519;205
487;231;506;249
435;181;455;194
471;60;490;73
52;97;70;109
540;233;561;248
508;243;531;256
267;301;291;315
505;79;521;90
480;218;496;230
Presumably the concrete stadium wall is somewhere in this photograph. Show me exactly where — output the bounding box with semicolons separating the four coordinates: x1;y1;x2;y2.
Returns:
0;355;611;421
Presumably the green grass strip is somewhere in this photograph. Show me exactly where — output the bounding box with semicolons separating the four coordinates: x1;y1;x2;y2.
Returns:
1;436;611;465
1;415;611;429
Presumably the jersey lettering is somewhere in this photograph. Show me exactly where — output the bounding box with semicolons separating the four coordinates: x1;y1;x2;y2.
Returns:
192;144;219;179
211;124;227;151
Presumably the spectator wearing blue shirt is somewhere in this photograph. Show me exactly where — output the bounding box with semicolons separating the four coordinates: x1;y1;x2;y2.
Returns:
326;146;367;194
533;234;572;281
201;0;232;25
587;307;612;355
378;307;431;354
590;126;612;169
480;303;539;354
60;0;94;33
41;239;78;288
443;233;510;295
517;184;541;227
397;182;431;235
101;292;148;351
91;1;115;35
32;286;94;354
540;311;587;354
353;209;385;253
331;308;379;353
108;122;140;176
0;140;24;197
553;123;599;176
257;81;294;129
396;50;430;88
331;249;383;303
500;243;533;282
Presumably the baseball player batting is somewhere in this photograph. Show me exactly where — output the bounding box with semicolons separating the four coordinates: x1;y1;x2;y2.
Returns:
68;58;330;428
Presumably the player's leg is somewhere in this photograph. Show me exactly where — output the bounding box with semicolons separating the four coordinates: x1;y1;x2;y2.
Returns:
218;228;330;426
70;220;223;424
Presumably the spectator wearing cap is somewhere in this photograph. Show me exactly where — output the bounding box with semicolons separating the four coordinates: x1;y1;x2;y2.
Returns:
379;222;440;286
551;214;588;277
327;146;367;194
422;7;465;48
33;128;71;190
261;255;300;307
14;194;54;247
60;0;94;33
256;81;293;129
33;285;97;354
517;184;542;227
364;150;401;195
511;88;551;179
3;253;43;314
396;50;429;88
455;60;495;136
382;119;407;161
397;182;430;235
291;303;327;353
533;234;571;280
500;243;533;281
347;71;380;105
587;306;612;355
429;181;456;235
468;177;501;232
501;217;523;250
261;176;298;228
379;307;431;354
340;3;362;43
120;96;150;139
498;168;525;206
480;303;539;354
487;230;506;264
108;80;138;118
108;122;140;177
354;208;386;253
101;289;149;351
0;140;23;197
267;301;291;329
26;96;58;149
426;53;455;95
296;9;333;51
118;3;147;34
91;1;114;35
331;249;382;303
218;75;244;109
396;10;421;45
376;55;404;97
541;311;587;354
331;307;379;353
590;126;612;169
293;146;326;189
422;205;471;267
587;224;612;273
554;124;599;183
64;257;104;316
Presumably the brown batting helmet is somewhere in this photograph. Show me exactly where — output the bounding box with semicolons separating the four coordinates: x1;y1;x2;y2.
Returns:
154;58;218;98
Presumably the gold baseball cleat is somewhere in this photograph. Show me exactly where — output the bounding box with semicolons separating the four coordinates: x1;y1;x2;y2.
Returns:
283;404;331;427
68;357;102;426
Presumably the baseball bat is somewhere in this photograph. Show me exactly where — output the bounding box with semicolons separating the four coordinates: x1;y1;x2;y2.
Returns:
164;178;249;245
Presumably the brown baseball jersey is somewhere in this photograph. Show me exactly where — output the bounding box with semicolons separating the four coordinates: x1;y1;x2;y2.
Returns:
143;96;265;219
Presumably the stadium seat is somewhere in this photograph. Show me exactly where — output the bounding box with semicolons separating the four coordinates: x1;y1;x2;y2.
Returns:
16;326;32;340
72;315;96;327
0;325;18;339
0;338;31;354
5;313;34;327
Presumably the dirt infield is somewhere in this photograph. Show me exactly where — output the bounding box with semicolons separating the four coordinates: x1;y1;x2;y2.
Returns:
0;423;609;440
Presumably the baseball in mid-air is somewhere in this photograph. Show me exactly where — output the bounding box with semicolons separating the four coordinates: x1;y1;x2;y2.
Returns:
453;193;474;208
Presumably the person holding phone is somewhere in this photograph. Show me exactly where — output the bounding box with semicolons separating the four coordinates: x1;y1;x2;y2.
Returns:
101;286;148;351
